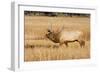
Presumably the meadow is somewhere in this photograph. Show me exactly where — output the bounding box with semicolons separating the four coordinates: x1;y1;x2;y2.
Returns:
24;15;90;61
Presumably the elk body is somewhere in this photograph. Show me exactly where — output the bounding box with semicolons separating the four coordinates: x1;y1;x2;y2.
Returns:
46;25;85;47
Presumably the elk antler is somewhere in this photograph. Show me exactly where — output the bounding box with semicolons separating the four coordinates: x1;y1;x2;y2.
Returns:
56;24;64;33
48;24;53;32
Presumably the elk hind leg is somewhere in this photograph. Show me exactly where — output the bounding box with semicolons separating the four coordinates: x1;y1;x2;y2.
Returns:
79;40;85;48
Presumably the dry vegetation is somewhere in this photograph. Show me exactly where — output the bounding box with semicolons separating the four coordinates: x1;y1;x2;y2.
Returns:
24;15;90;61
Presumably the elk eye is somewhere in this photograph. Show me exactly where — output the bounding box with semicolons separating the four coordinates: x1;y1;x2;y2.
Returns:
48;29;51;32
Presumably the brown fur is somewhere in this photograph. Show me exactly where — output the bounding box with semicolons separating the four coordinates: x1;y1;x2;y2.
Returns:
46;28;85;48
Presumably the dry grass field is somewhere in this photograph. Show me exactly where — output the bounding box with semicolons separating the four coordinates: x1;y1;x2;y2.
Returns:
24;15;90;61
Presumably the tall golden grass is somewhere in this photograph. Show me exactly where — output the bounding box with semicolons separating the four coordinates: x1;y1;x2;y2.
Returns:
24;16;90;61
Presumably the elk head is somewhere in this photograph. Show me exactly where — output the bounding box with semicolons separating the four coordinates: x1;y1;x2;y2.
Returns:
45;24;64;43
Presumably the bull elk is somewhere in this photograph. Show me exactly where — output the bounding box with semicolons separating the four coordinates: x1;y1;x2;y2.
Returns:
45;24;85;47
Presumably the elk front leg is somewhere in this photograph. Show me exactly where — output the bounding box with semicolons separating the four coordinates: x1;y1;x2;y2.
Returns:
59;42;63;46
64;41;68;47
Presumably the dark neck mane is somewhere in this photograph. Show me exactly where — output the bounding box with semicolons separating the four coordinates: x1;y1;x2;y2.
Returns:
51;32;60;43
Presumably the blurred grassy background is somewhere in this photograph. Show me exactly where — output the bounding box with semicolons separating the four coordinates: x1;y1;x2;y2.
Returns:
24;15;90;61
